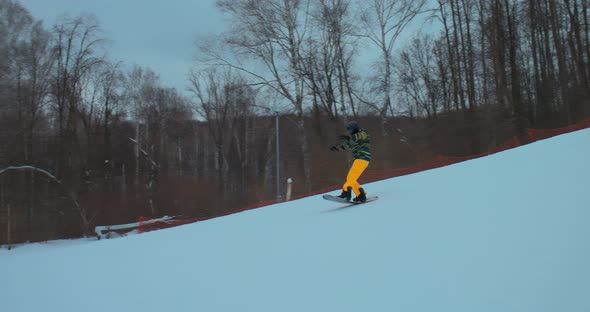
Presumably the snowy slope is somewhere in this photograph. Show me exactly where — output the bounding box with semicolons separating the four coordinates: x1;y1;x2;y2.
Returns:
1;129;590;312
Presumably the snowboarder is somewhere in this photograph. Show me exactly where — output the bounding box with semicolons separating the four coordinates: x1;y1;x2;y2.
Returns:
330;120;371;202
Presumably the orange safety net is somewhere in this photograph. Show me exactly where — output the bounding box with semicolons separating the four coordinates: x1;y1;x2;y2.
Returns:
528;118;590;142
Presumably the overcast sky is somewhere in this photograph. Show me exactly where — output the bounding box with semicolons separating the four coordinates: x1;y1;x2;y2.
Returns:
18;0;436;100
19;0;227;94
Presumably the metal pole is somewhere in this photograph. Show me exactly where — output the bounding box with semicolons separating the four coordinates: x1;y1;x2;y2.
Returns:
275;111;281;200
286;178;293;201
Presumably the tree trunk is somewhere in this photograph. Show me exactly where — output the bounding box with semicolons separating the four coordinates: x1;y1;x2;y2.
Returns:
450;0;467;110
548;0;570;115
504;0;525;133
440;1;460;111
583;0;590;81
528;0;541;123
478;0;489;107
461;0;477;110
435;44;450;113
565;0;589;88
491;0;510;110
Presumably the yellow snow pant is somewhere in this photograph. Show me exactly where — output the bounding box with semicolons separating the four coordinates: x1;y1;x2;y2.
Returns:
342;159;369;197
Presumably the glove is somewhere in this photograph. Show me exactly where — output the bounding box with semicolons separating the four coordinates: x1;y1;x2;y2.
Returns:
330;145;340;151
338;135;350;141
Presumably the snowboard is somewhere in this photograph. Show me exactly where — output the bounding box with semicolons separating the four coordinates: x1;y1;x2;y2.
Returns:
322;194;378;205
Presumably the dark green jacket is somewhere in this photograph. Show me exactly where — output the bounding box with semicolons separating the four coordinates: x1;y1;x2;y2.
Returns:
337;128;371;161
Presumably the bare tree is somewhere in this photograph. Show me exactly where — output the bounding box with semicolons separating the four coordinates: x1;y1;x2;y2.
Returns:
0;1;56;237
435;0;462;111
14;21;55;162
359;0;428;119
0;0;33;148
141;86;191;214
204;0;316;191
460;0;477;110
207;0;308;114
97;62;124;168
50;15;106;181
188;68;239;190
0;0;33;107
124;65;160;195
299;32;340;117
395;34;441;118
80;60;125;181
299;0;359;118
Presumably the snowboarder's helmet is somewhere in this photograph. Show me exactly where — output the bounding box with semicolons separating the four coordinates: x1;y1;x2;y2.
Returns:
346;120;359;134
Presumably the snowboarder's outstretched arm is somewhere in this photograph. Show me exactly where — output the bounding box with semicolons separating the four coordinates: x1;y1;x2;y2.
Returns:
330;130;371;161
330;135;352;151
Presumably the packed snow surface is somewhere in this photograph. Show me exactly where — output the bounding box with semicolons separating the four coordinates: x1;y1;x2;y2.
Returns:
2;129;589;312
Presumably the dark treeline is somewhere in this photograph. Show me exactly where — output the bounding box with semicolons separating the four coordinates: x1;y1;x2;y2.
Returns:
0;0;588;245
396;0;590;130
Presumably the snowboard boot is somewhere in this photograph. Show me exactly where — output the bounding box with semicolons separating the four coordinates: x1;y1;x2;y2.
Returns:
337;187;352;201
353;188;367;203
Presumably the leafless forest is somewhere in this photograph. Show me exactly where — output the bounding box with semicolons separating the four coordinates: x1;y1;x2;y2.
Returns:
1;0;589;245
